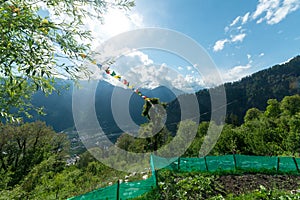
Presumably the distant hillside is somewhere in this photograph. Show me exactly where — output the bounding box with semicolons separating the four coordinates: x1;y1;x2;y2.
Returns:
30;80;177;135
31;56;300;136
167;55;300;130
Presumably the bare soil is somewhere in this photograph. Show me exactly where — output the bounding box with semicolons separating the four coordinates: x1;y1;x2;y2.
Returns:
216;174;300;195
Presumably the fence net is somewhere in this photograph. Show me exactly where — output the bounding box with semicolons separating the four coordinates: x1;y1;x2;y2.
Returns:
68;154;300;200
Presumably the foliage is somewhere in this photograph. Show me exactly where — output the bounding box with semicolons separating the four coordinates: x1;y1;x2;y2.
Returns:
2;81;300;199
0;0;134;121
205;94;300;156
156;170;221;200
0;122;127;199
168;55;300;128
116;124;172;153
0;121;68;187
134;170;224;200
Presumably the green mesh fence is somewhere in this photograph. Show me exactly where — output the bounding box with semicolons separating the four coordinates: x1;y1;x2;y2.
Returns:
68;155;157;200
68;155;300;200
68;184;118;200
179;157;207;172
151;155;179;170
152;155;300;173
295;158;300;171
235;155;278;171
119;176;156;199
278;157;298;172
206;155;235;171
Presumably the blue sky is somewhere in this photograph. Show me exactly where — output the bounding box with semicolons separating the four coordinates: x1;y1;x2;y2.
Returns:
133;0;300;75
46;0;300;91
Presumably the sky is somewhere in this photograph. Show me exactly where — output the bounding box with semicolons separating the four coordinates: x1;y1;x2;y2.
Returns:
47;0;300;92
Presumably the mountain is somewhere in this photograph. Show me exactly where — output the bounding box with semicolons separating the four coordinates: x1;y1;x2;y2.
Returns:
30;80;177;136
30;55;300;137
167;55;300;131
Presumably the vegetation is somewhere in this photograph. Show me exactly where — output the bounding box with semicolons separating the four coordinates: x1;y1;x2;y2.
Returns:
129;94;300;199
135;171;300;200
167;56;300;130
3;0;299;199
1;5;300;196
0;0;134;122
0;122;127;199
1;95;300;199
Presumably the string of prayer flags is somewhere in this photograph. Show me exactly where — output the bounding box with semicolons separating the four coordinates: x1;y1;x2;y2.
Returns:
81;55;151;103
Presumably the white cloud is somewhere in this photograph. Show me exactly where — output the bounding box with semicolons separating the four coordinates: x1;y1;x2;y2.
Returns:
222;64;252;82
230;16;241;27
93;51;203;93
213;34;246;52
231;33;246;42
213;0;300;52
259;53;265;57
187;66;193;71
224;26;230;32
269;0;300;24
252;0;300;24
252;0;280;20
242;12;250;24
213;39;229;52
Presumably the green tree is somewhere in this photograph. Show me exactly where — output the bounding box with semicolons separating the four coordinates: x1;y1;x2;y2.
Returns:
212;124;244;155
0;0;134;121
280;94;300;116
265;99;281;118
128;123;172;153
284;113;300;155
116;133;135;151
183;121;209;157
0;121;68;187
244;107;261;123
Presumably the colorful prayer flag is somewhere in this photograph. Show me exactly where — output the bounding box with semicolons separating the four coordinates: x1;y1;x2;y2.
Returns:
79;53;87;58
114;75;121;80
110;71;116;76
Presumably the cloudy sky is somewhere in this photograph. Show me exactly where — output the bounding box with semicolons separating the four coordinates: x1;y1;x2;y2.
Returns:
49;0;300;92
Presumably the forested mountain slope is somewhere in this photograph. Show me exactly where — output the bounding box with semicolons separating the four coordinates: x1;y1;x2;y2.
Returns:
167;55;300;130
